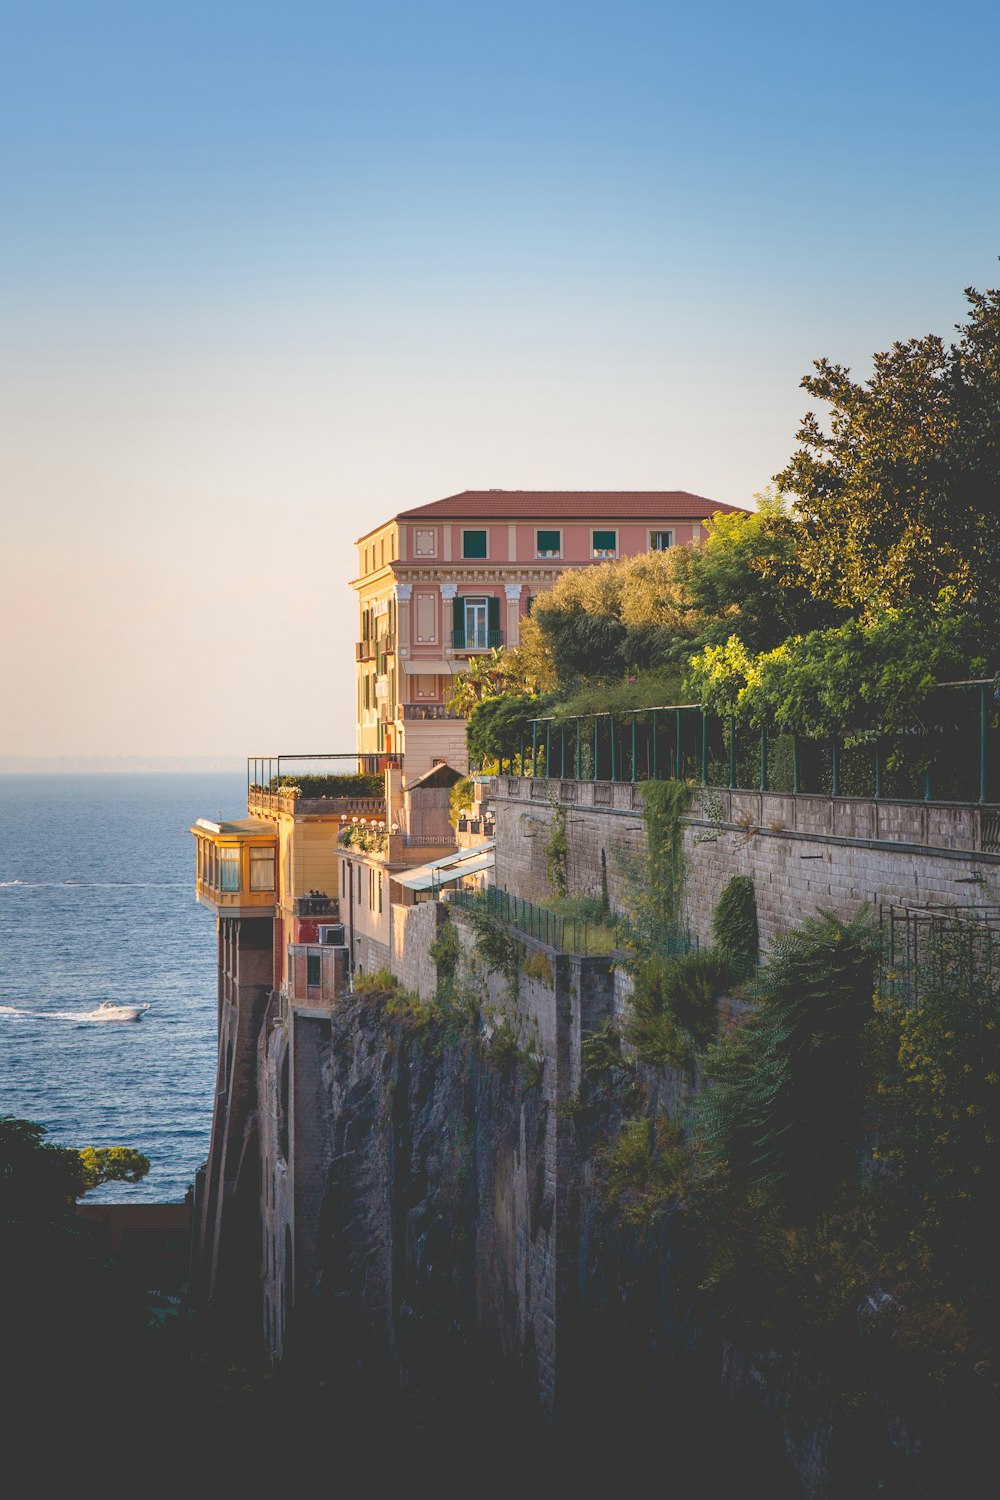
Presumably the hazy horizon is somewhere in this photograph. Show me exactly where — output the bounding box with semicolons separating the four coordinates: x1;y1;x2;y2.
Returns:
4;1;999;758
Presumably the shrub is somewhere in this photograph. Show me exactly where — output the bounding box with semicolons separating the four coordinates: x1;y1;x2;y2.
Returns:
624;948;734;1069
711;875;759;978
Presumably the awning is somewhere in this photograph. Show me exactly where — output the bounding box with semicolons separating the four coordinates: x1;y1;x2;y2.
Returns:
393;840;496;891
399;657;460;675
394;850;495;892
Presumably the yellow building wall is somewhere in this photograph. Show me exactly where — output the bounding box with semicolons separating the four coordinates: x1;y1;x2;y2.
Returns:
275;814;343;910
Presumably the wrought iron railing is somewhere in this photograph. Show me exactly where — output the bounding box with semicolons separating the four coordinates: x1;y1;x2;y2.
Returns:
447;884;693;958
452;628;504;650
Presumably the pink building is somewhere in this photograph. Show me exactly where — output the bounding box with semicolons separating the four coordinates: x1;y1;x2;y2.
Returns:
353;489;743;778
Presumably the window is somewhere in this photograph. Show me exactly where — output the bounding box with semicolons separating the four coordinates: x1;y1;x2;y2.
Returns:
250;848;275;892
218;847;240;892
453;595;501;648
536;529;561;557
462;529;488;559
306;952;321;988
592;530;617;558
650;530;674;550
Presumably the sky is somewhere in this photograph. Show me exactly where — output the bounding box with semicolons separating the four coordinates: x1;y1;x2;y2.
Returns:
3;0;999;760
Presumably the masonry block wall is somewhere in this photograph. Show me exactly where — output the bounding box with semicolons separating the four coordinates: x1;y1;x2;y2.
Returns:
491;778;1000;952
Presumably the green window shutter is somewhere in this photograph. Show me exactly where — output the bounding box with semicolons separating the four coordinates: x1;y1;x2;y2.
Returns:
488;596;500;630
462;530;488;558
453;598;464;635
593;530;616;553
536;530;560;554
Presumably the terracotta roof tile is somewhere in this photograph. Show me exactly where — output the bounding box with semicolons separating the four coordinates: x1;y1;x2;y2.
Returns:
393;490;744;523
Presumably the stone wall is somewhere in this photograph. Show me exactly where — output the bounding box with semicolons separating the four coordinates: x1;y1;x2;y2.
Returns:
491;777;1000;952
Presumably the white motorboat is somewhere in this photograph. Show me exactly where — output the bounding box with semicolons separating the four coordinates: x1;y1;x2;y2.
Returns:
86;1001;149;1022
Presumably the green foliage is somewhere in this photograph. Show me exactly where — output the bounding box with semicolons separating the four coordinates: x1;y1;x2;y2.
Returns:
458;895;520;982
466;693;546;767
688;598;980;741
544;804;568;897
774;281;1000;644
428;911;461;994
549;668;687;721
693;910;877;1218
269;772;383;798
351;966;401;995
598;1114;688;1230
338;822;388;852
0;1115;85;1215
447;645;544;718
521;949;554;987
871;922;1000;1284
624;948;735;1069
711;875;759;979
448;776;475;828
78;1147;150;1194
672;493;844;654
615;779;691;958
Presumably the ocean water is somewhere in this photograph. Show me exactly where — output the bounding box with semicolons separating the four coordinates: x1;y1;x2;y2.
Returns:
0;772;247;1202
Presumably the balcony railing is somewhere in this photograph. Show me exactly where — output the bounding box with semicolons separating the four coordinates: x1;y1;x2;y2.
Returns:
401;703;464;720
452;628;504;651
357;639;376;661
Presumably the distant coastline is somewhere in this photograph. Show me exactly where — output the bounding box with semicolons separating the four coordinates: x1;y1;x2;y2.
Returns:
0;756;244;774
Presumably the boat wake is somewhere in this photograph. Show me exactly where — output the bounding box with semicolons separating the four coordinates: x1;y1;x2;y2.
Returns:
0;1002;151;1023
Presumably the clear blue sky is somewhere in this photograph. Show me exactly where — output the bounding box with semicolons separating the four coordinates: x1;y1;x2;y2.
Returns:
3;0;999;757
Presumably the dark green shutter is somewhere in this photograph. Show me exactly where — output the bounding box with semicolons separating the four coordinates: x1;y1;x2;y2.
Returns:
593;530;616;552
453;598;464;641
462;530;488;558
488;596;500;630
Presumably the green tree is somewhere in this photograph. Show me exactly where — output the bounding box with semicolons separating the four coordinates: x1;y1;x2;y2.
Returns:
774;278;1000;641
78;1145;151;1193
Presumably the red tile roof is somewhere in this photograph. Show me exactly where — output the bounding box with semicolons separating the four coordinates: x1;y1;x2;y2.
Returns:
395;490;744;522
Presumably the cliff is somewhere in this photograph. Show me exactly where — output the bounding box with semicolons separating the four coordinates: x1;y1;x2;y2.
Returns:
282;986;799;1487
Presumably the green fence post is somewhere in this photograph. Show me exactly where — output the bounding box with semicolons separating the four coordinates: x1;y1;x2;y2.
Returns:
594;716;599;780
700;712;708;782
575;718;581;780
760;727;768;792
531;721;538;778
652;709;658;780
792;734;800;794
631;715;637;782
610;716;617;782
874;737;882;799
980;684;988;803
729;716;736;789
675;709;682;780
831;736;840;797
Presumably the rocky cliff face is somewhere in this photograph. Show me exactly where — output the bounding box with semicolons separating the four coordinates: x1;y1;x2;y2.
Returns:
288;989;800;1488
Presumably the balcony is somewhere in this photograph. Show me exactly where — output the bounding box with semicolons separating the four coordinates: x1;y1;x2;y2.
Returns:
451;628;504;651
191;819;277;918
356;639;376;661
295;892;338;918
401;703;464;721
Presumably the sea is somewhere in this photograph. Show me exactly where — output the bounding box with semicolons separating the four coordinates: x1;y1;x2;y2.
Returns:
0;772;248;1203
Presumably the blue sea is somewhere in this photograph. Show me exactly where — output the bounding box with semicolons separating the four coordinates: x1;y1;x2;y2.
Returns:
0;772;247;1203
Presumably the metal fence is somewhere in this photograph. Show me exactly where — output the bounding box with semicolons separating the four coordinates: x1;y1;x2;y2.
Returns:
507;680;1000;805
447;884;693;958
878;902;1000;1007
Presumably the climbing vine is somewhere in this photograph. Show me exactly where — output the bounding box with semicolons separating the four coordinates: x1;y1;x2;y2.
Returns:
544;803;568;897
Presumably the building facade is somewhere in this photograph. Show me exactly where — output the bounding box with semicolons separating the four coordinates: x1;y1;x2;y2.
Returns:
353;489;742;779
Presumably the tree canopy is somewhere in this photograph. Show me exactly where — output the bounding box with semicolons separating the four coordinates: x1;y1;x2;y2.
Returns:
774;281;1000;632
